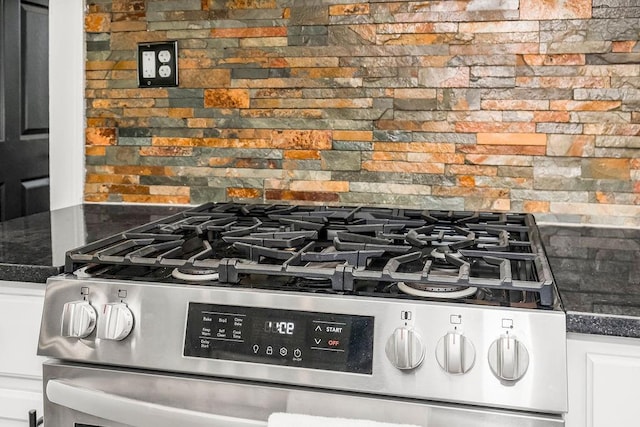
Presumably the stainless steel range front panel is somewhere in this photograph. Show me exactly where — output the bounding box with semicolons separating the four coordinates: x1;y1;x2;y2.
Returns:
38;275;568;414
43;360;565;427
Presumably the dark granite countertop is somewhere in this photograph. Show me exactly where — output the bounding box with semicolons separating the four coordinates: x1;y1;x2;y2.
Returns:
0;204;185;283
539;224;640;338
1;204;639;338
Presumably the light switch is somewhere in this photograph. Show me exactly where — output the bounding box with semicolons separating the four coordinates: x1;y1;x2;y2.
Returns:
137;41;178;88
142;51;156;78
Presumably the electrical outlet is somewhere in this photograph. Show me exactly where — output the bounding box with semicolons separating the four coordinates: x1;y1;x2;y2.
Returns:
137;41;178;87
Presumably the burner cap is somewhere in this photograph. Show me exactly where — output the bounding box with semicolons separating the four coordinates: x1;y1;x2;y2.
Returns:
397;282;477;299
430;246;464;261
172;267;219;282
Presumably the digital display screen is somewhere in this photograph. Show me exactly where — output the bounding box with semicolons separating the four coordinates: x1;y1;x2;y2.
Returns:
264;320;295;335
184;303;374;374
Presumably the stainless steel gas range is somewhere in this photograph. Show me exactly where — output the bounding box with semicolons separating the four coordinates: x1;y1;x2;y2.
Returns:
37;203;567;426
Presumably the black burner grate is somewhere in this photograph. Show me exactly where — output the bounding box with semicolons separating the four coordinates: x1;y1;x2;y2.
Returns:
66;203;556;307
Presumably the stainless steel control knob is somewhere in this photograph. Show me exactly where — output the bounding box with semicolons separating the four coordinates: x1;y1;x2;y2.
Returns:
96;303;134;341
488;335;529;382
61;300;97;338
435;332;476;374
385;327;425;370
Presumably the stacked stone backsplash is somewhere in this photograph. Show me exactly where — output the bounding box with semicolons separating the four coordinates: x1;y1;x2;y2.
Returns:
85;0;639;226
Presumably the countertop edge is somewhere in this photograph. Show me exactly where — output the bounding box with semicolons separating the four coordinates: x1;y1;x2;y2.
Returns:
566;311;640;339
0;264;62;284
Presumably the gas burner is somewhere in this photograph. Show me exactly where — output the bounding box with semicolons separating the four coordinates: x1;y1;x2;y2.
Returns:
430;246;463;261
397;282;478;299
171;267;219;282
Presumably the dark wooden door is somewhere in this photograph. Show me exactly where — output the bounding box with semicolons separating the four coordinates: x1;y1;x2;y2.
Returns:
0;0;50;221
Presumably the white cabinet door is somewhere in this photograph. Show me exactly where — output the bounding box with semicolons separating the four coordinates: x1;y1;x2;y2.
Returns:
567;332;640;427
0;281;45;427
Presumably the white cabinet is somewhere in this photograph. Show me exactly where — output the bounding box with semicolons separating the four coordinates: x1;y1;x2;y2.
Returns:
0;281;45;427
566;332;640;427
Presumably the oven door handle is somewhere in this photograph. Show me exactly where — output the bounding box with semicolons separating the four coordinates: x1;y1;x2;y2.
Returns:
46;379;268;427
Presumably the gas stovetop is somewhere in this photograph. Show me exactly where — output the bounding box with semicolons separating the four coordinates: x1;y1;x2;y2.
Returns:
40;203;568;414
65;203;559;309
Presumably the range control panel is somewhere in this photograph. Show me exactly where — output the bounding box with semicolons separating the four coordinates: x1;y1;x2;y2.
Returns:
184;303;374;374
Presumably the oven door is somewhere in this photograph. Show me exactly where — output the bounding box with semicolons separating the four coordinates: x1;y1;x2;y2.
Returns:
43;360;564;427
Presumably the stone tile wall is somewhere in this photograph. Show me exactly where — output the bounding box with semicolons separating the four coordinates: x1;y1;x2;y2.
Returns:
84;0;640;226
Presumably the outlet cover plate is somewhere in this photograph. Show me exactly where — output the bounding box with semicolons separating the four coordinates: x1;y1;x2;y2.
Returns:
137;41;178;88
